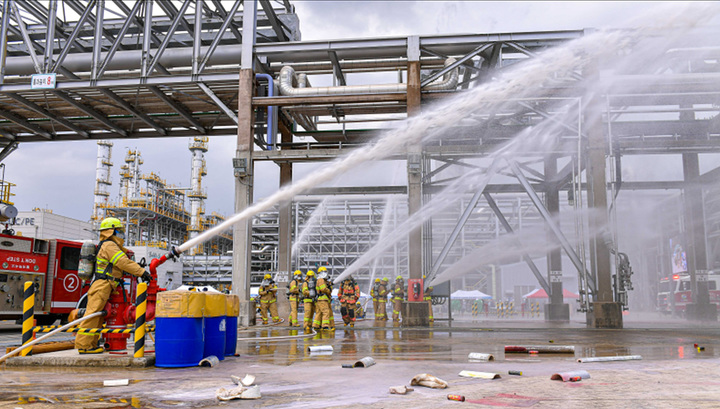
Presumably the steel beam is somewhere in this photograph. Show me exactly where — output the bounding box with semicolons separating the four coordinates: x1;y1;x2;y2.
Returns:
199;0;244;74
99;89;168;135
147;0;193;76
11;2;42;74
5;94;90;137
192;0;203;76
43;0;58;73
0;142;18;162
51;0;97;73
484;191;551;296
97;0;143;79
52;91;128;137
211;0;243;42
259;0;288;42
148;85;207;133
91;0;105;81
420;44;491;87
328;51;346;86
0;0;10;84
0;108;52;139
141;0;154;77
241;0;257;70
508;159;596;293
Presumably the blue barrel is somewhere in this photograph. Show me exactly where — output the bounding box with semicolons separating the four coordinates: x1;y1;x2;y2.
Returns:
203;293;227;361
155;291;205;368
225;295;239;356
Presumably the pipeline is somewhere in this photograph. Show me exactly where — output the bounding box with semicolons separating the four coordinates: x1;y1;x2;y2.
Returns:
255;73;275;150
277;58;459;97
0;311;104;364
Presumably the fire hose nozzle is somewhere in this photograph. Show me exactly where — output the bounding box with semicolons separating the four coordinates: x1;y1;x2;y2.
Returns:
149;247;183;275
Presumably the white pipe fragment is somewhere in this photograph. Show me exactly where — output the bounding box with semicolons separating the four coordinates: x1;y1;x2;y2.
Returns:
308;345;333;352
577;355;642;363
103;379;129;387
458;370;501;379
468;352;495;361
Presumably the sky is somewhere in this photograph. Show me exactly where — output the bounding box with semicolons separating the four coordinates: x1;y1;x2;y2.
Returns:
1;1;698;222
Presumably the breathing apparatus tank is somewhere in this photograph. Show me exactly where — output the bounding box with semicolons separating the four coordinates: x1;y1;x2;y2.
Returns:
308;277;317;300
78;240;97;281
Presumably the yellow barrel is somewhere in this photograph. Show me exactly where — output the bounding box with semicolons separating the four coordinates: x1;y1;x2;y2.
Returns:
203;293;228;360
155;291;205;367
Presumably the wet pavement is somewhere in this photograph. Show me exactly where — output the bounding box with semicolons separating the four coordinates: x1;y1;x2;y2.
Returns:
2;315;720;408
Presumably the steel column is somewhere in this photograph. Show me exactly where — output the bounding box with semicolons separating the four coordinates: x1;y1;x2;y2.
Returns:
241;0;257;70
141;0;153;77
43;0;57;73
192;0;203;75
508;159;595;294
233;69;254;326
91;0;105;81
0;0;11;84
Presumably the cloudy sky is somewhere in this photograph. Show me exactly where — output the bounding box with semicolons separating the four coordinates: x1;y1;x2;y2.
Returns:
2;1;694;221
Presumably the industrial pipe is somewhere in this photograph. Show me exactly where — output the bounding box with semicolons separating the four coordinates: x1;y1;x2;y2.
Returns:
149;246;181;276
577;355;642;363
0;311;105;364
277;58;459;97
255;73;275;150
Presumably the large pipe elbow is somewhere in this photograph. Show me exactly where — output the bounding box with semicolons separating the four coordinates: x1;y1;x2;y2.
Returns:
423;58;459;91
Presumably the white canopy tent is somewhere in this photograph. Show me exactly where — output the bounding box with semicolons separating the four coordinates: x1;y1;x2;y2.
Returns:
451;290;492;300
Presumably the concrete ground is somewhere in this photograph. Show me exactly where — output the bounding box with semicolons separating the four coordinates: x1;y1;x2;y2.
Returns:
1;314;720;409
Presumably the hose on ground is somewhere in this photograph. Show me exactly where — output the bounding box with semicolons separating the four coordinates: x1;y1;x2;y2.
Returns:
0;312;105;364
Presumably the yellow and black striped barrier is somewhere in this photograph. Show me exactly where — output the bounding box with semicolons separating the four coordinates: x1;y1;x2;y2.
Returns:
33;326;155;334
471;301;478;317
21;282;34;357
134;282;147;358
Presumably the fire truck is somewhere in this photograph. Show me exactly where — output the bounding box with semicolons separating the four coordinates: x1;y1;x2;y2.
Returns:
657;273;720;315
0;232;84;325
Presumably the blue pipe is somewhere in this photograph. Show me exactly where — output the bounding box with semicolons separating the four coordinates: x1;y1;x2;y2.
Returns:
255;73;274;150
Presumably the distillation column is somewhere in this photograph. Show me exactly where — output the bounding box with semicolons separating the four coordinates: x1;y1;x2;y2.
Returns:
188;137;209;255
119;149;143;204
92;140;113;225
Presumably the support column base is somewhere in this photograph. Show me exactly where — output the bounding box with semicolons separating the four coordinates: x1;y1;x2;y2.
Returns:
544;303;570;322
238;301;256;327
276;288;289;323
586;302;623;328
402;301;430;326
685;303;718;321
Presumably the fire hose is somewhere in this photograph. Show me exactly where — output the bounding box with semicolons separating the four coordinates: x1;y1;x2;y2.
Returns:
0;311;105;364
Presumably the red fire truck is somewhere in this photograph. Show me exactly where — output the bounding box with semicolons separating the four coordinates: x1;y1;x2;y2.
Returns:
657;273;720;315
0;233;84;325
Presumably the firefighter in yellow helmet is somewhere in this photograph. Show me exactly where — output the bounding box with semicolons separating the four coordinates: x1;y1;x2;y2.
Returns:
423;275;434;323
301;270;316;333
75;217;151;354
317;267;336;330
287;270;302;327
341;276;360;327
313;267;333;330
371;278;381;320
377;278;389;320
392;275;405;322
259;273;280;324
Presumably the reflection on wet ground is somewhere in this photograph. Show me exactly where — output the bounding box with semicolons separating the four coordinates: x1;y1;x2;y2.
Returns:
2;317;720;408
234;320;720;365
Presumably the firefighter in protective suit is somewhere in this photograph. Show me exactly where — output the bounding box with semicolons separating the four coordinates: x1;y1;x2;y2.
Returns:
313;268;333;330
75;217;151;354
317;267;336;330
377;278;389;320
301;270;316;333
259;273;280;324
287;270;302;326
424;275;434;323
392;275;405;322
341;276;360;327
371;278;381;320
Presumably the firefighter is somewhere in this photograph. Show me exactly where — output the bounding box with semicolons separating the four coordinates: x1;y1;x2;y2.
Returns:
341;276;360;327
287;270;302;327
371;278;381;320
392;275;405;322
378;278;389;320
301;270;316;333
313;268;333;330
75;217;151;354
424;275;434;323
258;273;280;324
318;267;336;330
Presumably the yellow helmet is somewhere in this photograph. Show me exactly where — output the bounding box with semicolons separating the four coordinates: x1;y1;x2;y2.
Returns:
100;217;123;231
263;273;272;280
293;270;302;276
396;275;403;281
375;278;381;283
317;266;327;272
307;270;315;277
382;277;388;282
